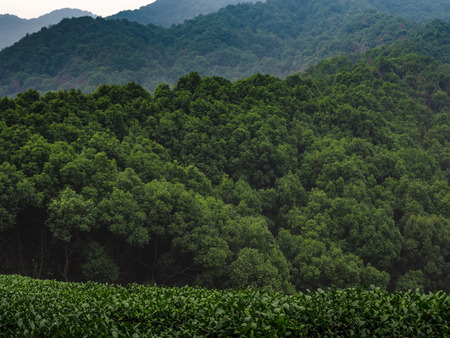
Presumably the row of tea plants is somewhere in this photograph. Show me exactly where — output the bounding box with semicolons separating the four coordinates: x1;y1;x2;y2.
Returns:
0;274;448;336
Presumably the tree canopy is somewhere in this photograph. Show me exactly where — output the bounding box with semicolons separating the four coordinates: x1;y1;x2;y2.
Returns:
1;35;449;292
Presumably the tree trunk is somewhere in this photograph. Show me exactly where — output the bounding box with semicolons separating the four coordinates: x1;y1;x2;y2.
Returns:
58;244;71;282
16;224;25;275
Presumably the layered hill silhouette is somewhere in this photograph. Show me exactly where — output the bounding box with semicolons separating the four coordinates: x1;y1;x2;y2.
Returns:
109;0;450;27
109;0;265;27
0;0;258;51
1;0;446;51
0;0;449;96
0;9;95;50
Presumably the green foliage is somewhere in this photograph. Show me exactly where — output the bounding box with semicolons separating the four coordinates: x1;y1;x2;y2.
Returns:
229;247;282;291
0;162;41;231
366;0;450;22
0;34;449;292
46;187;97;242
399;215;450;291
0;275;449;336
395;270;425;292
277;229;390;291
81;241;119;283
98;187;148;247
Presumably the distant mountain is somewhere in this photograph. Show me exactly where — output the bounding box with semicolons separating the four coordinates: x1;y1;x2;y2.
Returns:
2;0;449;96
0;8;95;50
108;0;265;27
109;0;450;28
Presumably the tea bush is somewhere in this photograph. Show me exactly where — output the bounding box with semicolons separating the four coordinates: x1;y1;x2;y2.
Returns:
0;275;448;336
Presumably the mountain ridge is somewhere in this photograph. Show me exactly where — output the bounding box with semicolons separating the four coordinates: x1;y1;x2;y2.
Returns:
0;8;95;50
0;0;422;96
108;0;265;27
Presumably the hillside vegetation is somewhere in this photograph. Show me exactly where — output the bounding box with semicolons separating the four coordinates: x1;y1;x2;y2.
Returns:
1;34;449;291
0;0;419;96
366;0;450;22
110;0;450;26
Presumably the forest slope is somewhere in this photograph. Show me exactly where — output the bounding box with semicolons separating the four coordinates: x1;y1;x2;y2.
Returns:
108;0;450;27
1;37;449;292
0;0;418;96
366;0;450;22
109;0;450;26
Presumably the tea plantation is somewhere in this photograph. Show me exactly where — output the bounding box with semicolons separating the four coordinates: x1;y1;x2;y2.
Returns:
0;275;448;336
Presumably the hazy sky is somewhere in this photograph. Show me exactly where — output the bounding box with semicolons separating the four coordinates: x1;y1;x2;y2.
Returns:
0;1;156;19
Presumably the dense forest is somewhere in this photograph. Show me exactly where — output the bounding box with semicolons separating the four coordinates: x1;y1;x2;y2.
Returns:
0;0;423;96
1;32;449;292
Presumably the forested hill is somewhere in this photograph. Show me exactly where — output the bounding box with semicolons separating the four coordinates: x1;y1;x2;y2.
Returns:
0;9;95;51
0;0;419;96
109;0;450;28
108;0;264;27
1;40;449;292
